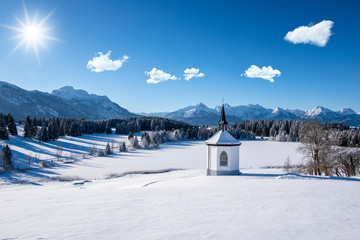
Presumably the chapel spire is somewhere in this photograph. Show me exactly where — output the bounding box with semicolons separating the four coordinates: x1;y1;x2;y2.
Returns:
218;104;228;131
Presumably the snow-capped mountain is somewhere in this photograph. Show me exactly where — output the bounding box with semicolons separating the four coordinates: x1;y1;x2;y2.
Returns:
137;112;168;117
304;106;335;118
165;103;217;119
0;81;136;120
284;108;306;117
163;103;241;126
51;86;135;119
337;107;357;116
160;103;360;126
215;104;273;120
266;107;299;120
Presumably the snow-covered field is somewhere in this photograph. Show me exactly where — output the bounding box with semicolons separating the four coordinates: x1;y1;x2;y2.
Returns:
1;133;359;239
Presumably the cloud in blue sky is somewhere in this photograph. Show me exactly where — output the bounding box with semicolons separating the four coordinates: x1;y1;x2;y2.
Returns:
145;68;177;84
284;20;334;47
183;68;205;81
87;51;129;72
243;65;281;83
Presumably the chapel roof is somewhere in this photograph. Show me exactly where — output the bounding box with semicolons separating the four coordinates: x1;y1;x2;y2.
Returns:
205;130;242;146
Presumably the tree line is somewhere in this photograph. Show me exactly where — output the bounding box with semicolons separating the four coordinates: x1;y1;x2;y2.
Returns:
230;119;360;148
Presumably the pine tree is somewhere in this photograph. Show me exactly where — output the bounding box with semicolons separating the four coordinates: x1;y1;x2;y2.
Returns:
141;132;151;148
23;115;32;139
0;118;9;140
1;144;12;170
59;119;68;136
7;113;17;135
115;124;121;134
130;136;140;149
70;122;81;136
105;142;112;155
106;122;112;134
38;123;49;142
119;141;127;152
31;117;38;137
48;120;60;141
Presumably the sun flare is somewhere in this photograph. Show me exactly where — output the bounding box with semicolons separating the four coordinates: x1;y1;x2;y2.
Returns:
2;2;59;64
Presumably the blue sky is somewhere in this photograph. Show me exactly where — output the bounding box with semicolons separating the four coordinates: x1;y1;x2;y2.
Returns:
0;0;359;113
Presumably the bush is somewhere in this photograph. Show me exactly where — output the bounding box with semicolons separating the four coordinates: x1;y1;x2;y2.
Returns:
40;160;48;168
89;143;96;155
97;149;105;156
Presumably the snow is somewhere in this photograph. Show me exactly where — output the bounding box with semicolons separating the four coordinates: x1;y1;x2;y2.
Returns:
1;170;359;239
1;132;359;239
205;130;241;145
52;86;94;100
337;107;356;115
305;106;332;117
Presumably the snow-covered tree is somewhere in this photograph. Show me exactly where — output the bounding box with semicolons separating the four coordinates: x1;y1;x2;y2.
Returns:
130;136;140;149
128;131;134;140
141;132;151;149
298;121;331;176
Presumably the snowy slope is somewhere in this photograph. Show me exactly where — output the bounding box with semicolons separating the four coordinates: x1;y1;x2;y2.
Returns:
1;132;359;239
1;154;359;239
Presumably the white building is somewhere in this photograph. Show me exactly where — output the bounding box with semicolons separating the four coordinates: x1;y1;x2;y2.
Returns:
205;104;242;176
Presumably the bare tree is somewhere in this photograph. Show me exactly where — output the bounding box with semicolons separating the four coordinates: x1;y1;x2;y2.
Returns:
26;155;32;168
89;142;96;155
111;140;115;153
332;147;360;177
283;156;291;173
56;145;63;161
297;121;332;176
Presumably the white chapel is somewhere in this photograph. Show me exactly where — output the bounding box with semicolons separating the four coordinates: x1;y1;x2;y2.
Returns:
205;104;242;176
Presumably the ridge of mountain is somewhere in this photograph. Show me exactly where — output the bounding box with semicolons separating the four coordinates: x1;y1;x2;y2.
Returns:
0;81;136;120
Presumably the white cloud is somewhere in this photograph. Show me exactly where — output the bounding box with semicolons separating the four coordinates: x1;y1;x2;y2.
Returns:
284;20;334;47
145;68;177;84
87;51;129;72
243;65;281;83
183;68;205;81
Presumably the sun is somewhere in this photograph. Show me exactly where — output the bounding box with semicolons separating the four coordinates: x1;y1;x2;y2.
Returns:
2;1;60;64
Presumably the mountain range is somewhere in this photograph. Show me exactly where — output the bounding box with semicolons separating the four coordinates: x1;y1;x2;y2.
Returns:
144;103;360;127
0;81;136;120
1;81;359;126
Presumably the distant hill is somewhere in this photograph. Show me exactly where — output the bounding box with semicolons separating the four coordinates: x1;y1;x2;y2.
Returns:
0;81;136;120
